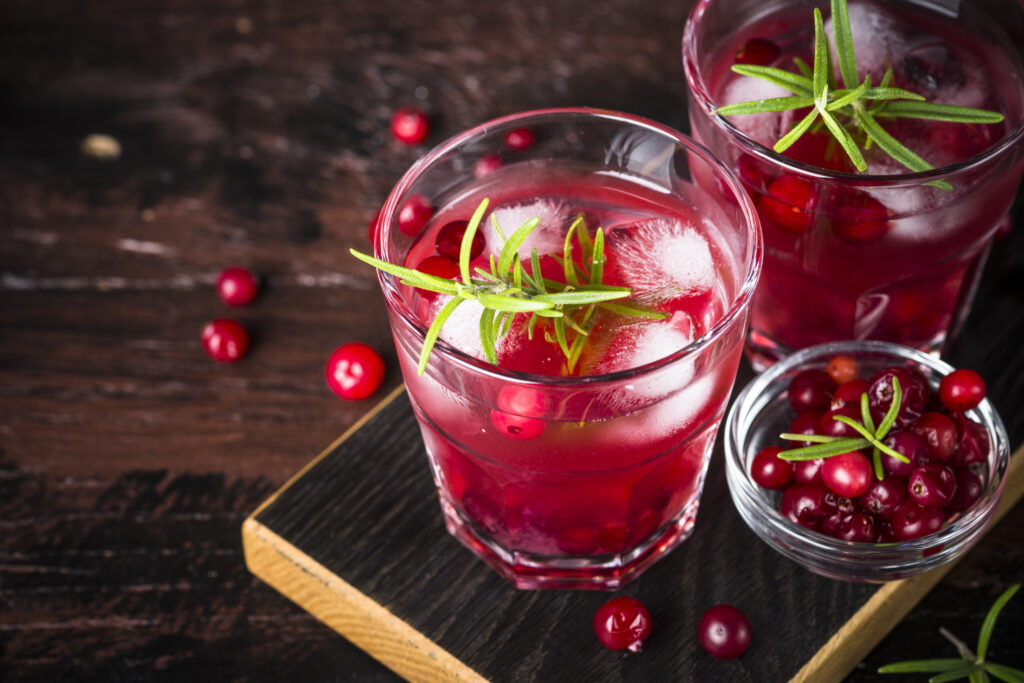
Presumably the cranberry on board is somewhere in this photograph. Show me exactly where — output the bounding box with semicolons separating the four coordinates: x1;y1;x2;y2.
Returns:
750;446;793;490
734;37;780;66
435;220;486;261
939;368;987;412
397;195;434;236
698;604;752;659
202;319;249;362
758;174;816;234
503;127;536;152
325;343;385;400
390;106;430;145
787;368;833;412
821;451;873;498
593;597;651;652
217;266;259;306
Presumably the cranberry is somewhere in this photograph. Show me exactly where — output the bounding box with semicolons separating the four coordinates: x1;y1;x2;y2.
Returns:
876;521;899;543
735;37;780;66
593;597;651;652
217;266;259;306
367;210;381;245
867;366;928;429
950;413;990;467
881;430;930;478
780;483;829;528
939;369;986;412
817;509;846;537
947;467;984;513
891;500;945;540
503;127;536;152
908;462;957;508
789;409;825;446
826;355;859;386
325;343;386;400
758;174;816;234
390;106;429;145
820;404;862;438
793;458;825;486
699;604;752;659
822;451;873;498
413;255;460;299
858;474;907;521
751;446;793;490
831;190;890;245
823;491;856;514
830;379;869;410
788;368;834;412
435;220;486;261
835;511;877;543
474;153;502;178
397;195;433;236
202;319;249;362
910;412;958;462
490;385;548;440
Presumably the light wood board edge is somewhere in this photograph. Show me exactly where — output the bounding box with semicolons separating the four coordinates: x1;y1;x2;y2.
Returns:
790;443;1024;683
243;518;487;683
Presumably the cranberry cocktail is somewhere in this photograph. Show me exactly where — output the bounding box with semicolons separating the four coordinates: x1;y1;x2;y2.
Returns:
684;0;1024;368
363;109;761;589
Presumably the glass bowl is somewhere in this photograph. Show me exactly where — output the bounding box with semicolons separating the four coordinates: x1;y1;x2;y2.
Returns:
723;341;1009;582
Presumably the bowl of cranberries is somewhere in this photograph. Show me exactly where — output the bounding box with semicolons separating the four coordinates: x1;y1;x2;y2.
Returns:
724;341;1009;582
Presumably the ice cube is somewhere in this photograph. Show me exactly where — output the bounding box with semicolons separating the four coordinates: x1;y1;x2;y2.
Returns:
483;199;572;260
827;2;905;80
606;218;716;302
590;314;697;379
429;297;523;361
720;75;791;144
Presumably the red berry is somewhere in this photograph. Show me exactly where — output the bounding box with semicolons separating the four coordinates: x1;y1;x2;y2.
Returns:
881;430;930;478
830;379;869;410
822;451;873;498
780;483;829;528
435;220;486;261
858;474;907;521
735;37;780;66
950;413;990;467
910;412;958;462
891;500;945;540
758;175;816;234
202;319;249;362
503;127;535;152
699;604;752;659
217;266;259;307
750;446;793;490
939;369;986;412
474;153;502;178
397;195;433;236
820;403;862;438
593;597;651;652
325;343;385;400
947;467;984;513
831;190;890;245
867;366;928;430
489;385;548;440
390;107;429;145
413;255;460;300
788;368;833;412
908;462;957;508
834;511;877;543
825;355;859;386
793;458;825;486
789;409;825;447
367;210;381;245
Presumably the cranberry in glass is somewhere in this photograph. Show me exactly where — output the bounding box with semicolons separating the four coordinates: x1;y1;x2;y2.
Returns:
735;37;780;66
699;604;752;659
789;409;824;446
780;483;828;528
835;511;876;543
830;379;869;410
788;368;834;412
831;190;890;245
908;462;957;508
910;412;958;462
891;500;945;540
823;491;855;514
490;384;548;440
503;127;536;152
593;597;651;652
751;446;793;490
876;521;898;543
820;404;861;438
367;210;381;245
951;413;989;467
217;266;259;306
858;474;907;521
397;195;434;237
825;355;859;386
939;369;986;412
793;458;825;486
390;106;429;145
413;255;459;300
202;319;249;362
435;220;486;261
758;174;816;234
867;366;928;429
947;467;984;513
325;343;386;400
822;451;873;498
881;431;930;478
474;153;502;178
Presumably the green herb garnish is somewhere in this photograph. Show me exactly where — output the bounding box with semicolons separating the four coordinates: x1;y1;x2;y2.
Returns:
778;376;909;480
351;198;665;375
713;0;1004;189
879;584;1023;683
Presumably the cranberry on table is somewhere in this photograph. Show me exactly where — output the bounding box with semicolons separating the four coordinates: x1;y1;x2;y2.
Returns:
503;127;535;151
750;446;793;490
787;368;833;412
325;343;386;400
698;604;752;659
435;220;486;261
908;462;957;508
910;411;958;462
397;195;434;236
593;597;651;652
825;355;859;386
891;500;946;540
822;451;873;498
390;106;430;145
217;266;259;306
202;319;249;362
939;368;986;412
734;37;780;66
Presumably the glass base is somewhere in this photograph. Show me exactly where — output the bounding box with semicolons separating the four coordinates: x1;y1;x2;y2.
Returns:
438;493;704;590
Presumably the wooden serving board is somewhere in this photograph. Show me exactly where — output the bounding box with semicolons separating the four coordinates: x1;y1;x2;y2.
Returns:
243;369;1024;683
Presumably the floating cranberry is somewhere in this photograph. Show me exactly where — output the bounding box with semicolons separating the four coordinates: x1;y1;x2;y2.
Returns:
202;319;249;362
825;355;859;386
735;37;780;66
474;153;502;178
831;190;890;245
881;430;930;478
908;462;957;508
217;266;259;307
780;483;829;528
751;446;793;490
390;106;430;145
325;343;386;400
793;457;825;486
819;403;862;438
490;385;548;440
910;412;958;462
788;368;834;412
858;474;907;521
397;195;434;236
939;369;986;412
593;597;652;652
947;467;984;513
822;451;873;498
835;511;876;543
891;500;946;540
413;255;460;299
758;175;816;234
830;379;869;410
699;604;752;659
435;220;486;261
951;413;990;467
867;366;928;429
503;127;536;152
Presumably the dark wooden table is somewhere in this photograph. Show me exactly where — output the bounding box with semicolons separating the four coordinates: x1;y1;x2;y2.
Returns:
2;1;1021;681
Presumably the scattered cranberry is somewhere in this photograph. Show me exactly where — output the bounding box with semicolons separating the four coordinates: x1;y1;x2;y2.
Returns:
435;220;486;261
822;451;873;498
758;175;816;234
910;412;958;462
788;368;833;412
751;446;793;490
397;195;433;236
826;355;859;386
735;37;780;66
593;597;651;652
699;604;752;659
503;127;535;152
891;500;946;540
939;369;986;412
325;343;385;400
217;266;259;307
908;462;957;508
390;107;430;145
202;319;249;362
474;153;503;178
858;475;907;521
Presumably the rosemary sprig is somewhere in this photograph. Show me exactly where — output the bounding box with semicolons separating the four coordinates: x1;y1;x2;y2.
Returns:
351;198;665;374
880;584;1023;683
777;376;909;480
713;0;1005;188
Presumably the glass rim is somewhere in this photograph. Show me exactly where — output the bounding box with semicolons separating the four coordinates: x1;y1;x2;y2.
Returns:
376;106;763;387
681;0;1024;188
